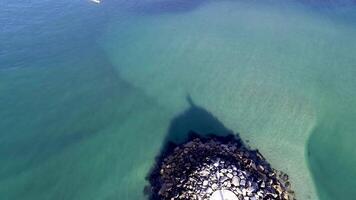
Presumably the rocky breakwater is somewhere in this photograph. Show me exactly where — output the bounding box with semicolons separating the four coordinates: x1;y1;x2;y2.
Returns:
147;133;295;200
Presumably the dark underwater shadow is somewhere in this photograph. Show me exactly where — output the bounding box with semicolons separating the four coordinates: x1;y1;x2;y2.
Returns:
164;95;235;143
307;115;356;199
144;95;244;199
0;49;158;181
134;0;210;15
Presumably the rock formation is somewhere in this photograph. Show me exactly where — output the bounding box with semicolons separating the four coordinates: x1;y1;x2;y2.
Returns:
147;132;295;200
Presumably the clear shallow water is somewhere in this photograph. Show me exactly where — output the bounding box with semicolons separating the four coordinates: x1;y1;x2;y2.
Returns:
1;0;356;199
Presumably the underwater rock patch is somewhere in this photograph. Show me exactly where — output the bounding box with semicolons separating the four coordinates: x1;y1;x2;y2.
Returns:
147;132;295;200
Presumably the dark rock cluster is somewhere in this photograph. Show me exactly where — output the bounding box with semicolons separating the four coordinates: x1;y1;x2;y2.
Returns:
147;132;295;200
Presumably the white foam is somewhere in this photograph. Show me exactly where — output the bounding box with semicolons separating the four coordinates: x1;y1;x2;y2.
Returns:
210;190;238;200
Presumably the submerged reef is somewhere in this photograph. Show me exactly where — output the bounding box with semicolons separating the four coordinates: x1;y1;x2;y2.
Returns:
147;132;295;200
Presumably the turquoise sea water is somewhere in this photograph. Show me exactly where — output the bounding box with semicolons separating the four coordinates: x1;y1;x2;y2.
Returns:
1;0;356;199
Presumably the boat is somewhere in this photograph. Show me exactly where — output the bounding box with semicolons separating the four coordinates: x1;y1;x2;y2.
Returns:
90;0;101;4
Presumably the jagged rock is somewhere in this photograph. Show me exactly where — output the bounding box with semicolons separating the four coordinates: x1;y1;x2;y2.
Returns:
232;176;240;186
147;132;296;200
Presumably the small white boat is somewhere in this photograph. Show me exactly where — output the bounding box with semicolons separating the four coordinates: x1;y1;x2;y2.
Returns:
90;0;101;4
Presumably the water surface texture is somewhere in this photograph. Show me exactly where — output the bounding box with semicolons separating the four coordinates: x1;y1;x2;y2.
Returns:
1;0;356;199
